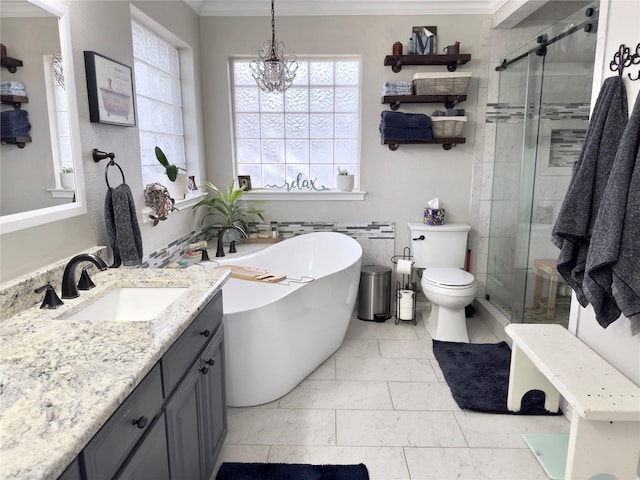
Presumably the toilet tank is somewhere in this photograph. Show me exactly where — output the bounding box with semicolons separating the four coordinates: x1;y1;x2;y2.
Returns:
408;222;471;269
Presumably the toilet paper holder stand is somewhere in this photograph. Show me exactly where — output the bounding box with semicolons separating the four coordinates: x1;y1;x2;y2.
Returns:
391;247;417;325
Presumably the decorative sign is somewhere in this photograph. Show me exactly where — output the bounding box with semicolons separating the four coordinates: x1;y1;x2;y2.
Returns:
266;173;329;192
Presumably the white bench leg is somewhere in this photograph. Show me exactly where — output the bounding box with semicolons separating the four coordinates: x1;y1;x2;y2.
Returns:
507;343;560;413
565;410;640;480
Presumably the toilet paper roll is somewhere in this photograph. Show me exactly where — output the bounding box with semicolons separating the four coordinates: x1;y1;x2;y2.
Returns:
397;259;412;275
398;289;415;320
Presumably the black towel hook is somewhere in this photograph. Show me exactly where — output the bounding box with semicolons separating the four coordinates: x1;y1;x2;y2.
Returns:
609;43;640;81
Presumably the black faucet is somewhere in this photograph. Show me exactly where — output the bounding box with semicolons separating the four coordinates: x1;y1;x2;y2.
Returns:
216;225;248;257
61;254;109;299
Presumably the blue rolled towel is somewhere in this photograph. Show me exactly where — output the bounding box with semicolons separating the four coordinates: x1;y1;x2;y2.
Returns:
380;110;431;129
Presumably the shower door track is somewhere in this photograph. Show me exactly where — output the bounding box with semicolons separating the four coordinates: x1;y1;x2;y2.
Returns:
495;14;598;72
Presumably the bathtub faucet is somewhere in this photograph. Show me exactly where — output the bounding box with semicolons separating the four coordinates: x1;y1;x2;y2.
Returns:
216;225;248;257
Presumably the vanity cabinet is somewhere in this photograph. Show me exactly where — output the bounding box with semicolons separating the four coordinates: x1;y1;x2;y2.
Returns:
82;364;164;480
64;291;226;480
165;326;225;480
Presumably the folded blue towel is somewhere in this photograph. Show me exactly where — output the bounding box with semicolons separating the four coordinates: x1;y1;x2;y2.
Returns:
1;109;30;137
1;124;31;137
380;126;433;142
380;111;431;129
1;109;28;122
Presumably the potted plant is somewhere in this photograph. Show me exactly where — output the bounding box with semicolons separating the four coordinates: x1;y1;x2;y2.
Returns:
336;166;354;192
60;166;74;189
193;179;265;235
155;146;187;199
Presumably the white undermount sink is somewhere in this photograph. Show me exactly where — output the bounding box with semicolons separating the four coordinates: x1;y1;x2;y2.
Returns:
66;287;189;322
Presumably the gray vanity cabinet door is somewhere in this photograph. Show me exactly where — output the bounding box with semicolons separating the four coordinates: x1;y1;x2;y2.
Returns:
165;358;204;480
114;413;170;480
57;458;81;480
200;326;227;477
82;364;163;480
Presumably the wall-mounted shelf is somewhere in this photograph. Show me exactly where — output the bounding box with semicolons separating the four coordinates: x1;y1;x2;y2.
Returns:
384;53;471;73
1;95;29;109
382;94;467;110
1;136;31;148
382;137;465;151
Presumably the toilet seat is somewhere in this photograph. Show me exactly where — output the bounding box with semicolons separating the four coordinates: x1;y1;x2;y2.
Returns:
422;268;474;289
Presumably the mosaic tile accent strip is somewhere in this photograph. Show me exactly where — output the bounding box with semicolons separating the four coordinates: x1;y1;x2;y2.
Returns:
143;222;396;269
549;128;586;168
485;102;590;123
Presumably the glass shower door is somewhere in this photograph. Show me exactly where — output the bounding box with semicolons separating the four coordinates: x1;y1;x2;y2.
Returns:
487;5;597;326
523;19;597;326
486;48;544;321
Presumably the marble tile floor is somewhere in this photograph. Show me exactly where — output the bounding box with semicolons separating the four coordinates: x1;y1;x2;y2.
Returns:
213;310;570;480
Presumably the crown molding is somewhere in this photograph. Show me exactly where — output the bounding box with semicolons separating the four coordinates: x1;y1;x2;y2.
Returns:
194;0;510;17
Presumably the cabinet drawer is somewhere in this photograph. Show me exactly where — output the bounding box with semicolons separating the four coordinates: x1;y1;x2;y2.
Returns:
162;292;222;396
82;364;163;480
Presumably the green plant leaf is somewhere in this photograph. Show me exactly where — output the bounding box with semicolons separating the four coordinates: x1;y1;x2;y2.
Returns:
155;146;170;168
166;164;178;182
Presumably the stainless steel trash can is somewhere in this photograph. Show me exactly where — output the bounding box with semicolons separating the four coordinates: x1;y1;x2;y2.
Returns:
358;265;392;322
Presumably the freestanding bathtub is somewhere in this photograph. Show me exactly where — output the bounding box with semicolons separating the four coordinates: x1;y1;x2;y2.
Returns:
211;232;362;407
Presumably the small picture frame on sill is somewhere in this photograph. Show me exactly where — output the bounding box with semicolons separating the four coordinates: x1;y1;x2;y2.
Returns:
84;51;136;126
238;175;252;191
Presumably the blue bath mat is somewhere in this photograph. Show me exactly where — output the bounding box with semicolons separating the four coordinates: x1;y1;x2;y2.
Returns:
216;462;369;480
432;340;561;415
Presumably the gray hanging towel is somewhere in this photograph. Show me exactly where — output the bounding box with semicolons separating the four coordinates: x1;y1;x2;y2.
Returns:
105;183;143;267
551;76;628;306
585;90;640;331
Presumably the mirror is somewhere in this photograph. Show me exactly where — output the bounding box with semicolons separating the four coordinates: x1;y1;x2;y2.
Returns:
0;0;86;234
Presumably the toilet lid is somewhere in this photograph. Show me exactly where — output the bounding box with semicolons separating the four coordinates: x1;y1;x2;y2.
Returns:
423;268;474;287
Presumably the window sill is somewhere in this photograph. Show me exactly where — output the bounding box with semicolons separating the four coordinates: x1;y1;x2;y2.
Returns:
141;192;206;224
48;188;75;199
244;190;367;201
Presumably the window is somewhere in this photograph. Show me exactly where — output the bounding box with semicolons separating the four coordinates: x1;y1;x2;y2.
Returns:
132;20;186;187
231;57;361;191
43;53;72;187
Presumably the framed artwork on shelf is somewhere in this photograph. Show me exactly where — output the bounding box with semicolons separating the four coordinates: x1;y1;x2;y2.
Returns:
412;26;437;55
84;51;136;126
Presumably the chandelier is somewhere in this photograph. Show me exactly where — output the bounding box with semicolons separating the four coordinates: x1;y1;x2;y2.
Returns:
250;0;298;93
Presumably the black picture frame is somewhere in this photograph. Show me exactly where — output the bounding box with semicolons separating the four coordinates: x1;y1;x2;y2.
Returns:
84;51;136;126
238;175;252;191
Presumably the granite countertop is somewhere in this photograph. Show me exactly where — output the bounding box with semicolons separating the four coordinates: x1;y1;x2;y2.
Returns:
0;266;230;480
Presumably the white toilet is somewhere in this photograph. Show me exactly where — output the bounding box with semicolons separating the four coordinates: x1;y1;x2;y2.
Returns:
409;222;476;343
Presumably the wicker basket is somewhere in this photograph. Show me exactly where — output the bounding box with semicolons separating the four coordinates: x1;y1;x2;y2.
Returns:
431;116;467;138
412;72;471;96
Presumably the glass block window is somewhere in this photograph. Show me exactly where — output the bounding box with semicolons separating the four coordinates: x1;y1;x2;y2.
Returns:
132;21;185;187
43;54;73;185
231;57;361;191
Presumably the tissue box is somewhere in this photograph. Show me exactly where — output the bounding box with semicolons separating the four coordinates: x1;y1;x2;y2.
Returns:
424;208;445;225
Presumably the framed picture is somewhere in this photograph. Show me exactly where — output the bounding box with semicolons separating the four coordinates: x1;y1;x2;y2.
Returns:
238;175;252;191
84;51;136;126
412;26;437;55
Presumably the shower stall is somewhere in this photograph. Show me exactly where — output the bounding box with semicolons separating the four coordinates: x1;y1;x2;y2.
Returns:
486;3;598;327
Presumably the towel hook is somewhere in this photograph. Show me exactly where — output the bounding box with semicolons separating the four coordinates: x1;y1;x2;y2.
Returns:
92;148;115;163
